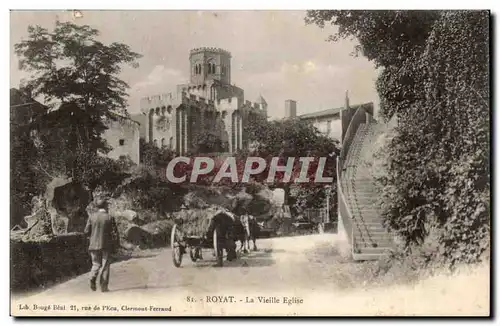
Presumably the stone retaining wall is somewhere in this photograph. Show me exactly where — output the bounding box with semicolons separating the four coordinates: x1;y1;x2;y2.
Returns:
10;233;91;292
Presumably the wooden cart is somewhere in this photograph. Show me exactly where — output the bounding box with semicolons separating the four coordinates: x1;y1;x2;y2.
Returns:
170;209;237;267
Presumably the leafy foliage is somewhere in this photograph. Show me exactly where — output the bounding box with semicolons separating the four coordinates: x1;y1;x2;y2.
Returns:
305;10;440;68
193;131;225;153
244;117;340;209
11;22;141;225
140;138;175;167
14;21;141;183
116;165;188;214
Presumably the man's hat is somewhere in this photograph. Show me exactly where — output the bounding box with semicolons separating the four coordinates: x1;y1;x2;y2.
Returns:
180;204;187;210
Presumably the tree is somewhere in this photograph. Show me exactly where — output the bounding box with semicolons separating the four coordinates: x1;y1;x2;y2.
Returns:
305;10;440;68
140;138;175;168
305;10;440;120
14;21;142;185
244;117;340;206
193;132;224;153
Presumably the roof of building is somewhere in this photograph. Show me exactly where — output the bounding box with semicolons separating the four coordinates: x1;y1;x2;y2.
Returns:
255;94;267;105
298;102;373;120
10;88;47;111
11;88;140;126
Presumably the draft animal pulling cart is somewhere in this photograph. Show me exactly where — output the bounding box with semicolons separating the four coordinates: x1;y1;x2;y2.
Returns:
170;208;237;267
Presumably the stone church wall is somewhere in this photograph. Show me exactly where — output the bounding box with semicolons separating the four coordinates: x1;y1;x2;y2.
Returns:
102;117;141;164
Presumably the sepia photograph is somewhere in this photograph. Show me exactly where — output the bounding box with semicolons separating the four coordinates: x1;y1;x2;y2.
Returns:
9;8;491;317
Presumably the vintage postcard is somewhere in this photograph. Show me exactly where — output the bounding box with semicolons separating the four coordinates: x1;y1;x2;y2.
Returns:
10;9;490;317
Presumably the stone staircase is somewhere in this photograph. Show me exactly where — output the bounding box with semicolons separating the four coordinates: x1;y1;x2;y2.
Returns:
340;122;393;260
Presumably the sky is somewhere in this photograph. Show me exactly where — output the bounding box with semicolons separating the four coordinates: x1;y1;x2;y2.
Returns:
10;10;380;119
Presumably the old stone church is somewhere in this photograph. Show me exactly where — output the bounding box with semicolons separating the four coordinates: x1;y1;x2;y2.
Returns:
140;47;268;154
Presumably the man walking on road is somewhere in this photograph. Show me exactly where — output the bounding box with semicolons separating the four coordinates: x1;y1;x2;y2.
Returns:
84;198;120;292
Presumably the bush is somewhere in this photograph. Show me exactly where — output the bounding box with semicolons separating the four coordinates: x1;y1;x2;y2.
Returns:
375;11;490;267
116;165;188;214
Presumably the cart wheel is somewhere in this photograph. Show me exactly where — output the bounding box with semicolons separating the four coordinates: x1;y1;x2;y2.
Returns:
171;224;183;268
213;228;224;267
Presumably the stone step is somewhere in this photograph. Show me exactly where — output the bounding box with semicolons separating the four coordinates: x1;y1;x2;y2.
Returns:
353;211;382;218
354;240;393;248
349;207;381;215
354;222;385;229
350;182;378;192
346;186;377;192
353;217;384;223
354;236;393;245
352;230;389;238
348;203;380;210
352;223;386;230
356;242;394;250
354;229;390;236
353;233;389;240
354;233;392;242
349;201;378;207
352;226;386;233
352;224;386;231
351;183;377;188
355;241;393;249
350;198;379;205
351;215;383;223
350;202;379;209
354;218;384;225
354;213;381;219
346;194;378;201
353;246;393;255
344;186;376;192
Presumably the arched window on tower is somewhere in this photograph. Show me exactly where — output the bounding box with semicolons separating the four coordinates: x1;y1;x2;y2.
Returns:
161;138;166;147
207;62;216;75
210;86;216;101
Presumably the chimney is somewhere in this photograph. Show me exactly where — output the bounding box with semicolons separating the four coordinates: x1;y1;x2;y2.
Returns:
285;100;297;119
344;90;349;110
341;90;352;143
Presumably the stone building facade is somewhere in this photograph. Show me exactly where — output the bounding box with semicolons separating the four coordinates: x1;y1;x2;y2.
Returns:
140;47;268;154
285;93;374;141
10;88;141;165
101;116;140;164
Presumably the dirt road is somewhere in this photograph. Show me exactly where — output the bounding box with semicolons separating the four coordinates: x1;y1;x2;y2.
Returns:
11;234;489;316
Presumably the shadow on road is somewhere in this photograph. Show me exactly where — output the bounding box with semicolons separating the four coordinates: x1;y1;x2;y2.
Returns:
107;284;187;293
114;253;159;264
187;248;277;268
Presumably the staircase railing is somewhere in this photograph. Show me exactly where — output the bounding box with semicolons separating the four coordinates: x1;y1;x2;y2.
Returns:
337;157;353;246
336;106;371;257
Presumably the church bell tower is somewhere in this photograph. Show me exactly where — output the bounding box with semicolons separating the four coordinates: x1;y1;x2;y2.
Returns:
189;47;232;85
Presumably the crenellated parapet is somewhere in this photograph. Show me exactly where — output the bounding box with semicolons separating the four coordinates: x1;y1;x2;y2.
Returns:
140;92;183;115
242;100;267;115
190;47;231;58
181;93;216;111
